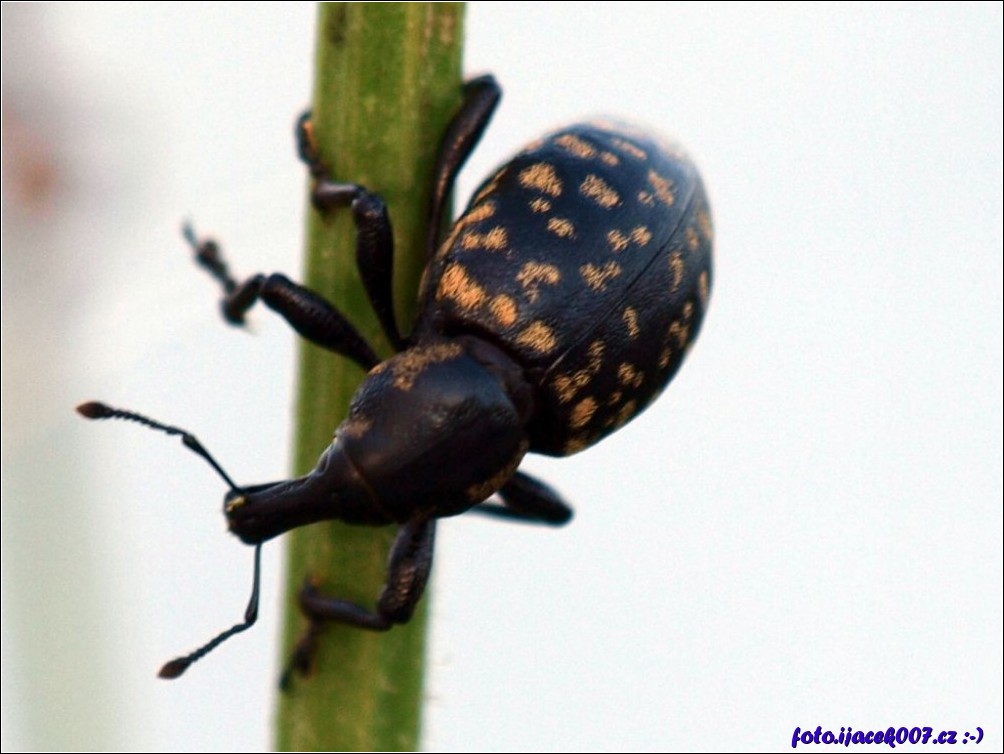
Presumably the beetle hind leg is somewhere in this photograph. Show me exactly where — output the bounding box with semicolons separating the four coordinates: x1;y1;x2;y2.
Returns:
280;517;436;689
425;75;501;260
471;470;573;526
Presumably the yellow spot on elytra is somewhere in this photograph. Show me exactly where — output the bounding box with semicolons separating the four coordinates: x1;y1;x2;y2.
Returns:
438;263;485;310
569;397;598;430
586;340;604;372
564;435;590;454
464;201;496;224
555;133;597;159
607;229;629;253
519;163;563;197
553;374;582;403
465;440;529;502
437;264;520;329
440;201;498;253
658;347;671;370
648;170;675;206
515;321;558;354
623;307;640;339
613;400;637;429
530;197;551;213
697;210;713;241
580;174;621;208
547;217;576;238
461;225;509;251
664;301;696;353
610;225;653;252
607;390;623;406
686;226;700;252
551;342;604;404
618;363;644;389
669;252;685;292
490;294;518;327
631;226;652;246
699;271;710;305
668;320;689;349
517;262;561;302
637;190;655;206
580;261;622;291
390;342;464;391
553;370;592;403
600;151;619;166
611;137;647;161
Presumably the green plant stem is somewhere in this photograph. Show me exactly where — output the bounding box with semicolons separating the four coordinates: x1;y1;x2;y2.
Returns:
275;4;465;750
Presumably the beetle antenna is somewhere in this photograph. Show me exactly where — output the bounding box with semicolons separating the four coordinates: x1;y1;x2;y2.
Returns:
76;401;238;491
183;221;238;294
77;400;262;677
158;543;262;679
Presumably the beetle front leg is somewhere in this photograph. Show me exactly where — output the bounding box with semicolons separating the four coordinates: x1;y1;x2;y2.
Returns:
296;113;404;350
472;470;573;526
184;224;380;370
280;517;436;688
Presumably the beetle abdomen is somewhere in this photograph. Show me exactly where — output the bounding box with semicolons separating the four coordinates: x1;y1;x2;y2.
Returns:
420;121;713;456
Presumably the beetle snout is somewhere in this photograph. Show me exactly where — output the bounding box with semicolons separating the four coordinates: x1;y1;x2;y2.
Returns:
223;488;267;545
220;447;387;546
222;482;302;545
224;489;247;515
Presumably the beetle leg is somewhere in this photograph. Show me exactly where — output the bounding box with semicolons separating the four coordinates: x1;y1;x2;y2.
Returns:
292;76;502;350
183;223;380;370
280;517;436;688
347;191;403;351
295;113;404;351
425;75;501;260
471;470;573;526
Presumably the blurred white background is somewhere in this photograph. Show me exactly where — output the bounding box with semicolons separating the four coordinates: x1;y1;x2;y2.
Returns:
2;3;1001;751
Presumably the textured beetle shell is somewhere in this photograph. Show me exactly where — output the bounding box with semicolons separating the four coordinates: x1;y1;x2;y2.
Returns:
416;121;713;456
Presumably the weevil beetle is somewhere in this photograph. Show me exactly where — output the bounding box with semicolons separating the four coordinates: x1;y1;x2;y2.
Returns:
78;75;713;683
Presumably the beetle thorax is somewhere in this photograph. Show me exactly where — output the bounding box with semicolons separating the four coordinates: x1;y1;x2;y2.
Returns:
335;337;532;520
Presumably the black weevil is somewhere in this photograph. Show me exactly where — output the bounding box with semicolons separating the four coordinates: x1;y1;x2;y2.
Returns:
78;75;713;683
